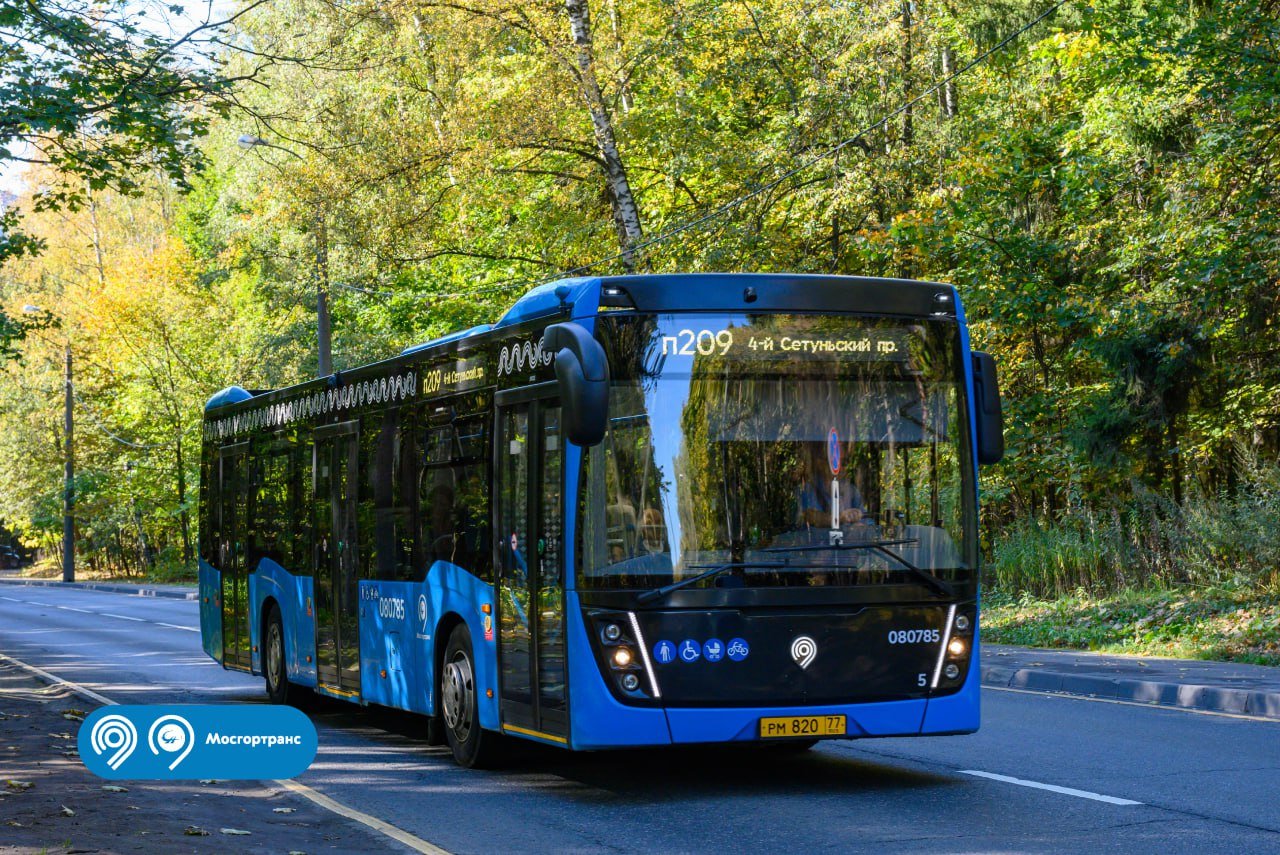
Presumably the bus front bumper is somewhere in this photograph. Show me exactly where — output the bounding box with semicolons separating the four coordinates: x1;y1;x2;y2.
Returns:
569;687;978;750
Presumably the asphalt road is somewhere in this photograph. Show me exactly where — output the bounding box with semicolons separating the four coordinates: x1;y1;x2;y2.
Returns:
1;584;1277;854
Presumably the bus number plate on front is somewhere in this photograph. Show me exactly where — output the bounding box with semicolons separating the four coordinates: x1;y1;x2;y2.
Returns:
759;715;846;739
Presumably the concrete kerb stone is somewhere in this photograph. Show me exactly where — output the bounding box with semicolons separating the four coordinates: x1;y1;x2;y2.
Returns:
981;664;1280;720
0;577;198;600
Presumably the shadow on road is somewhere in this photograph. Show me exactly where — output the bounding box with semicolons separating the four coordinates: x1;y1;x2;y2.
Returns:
301;694;955;801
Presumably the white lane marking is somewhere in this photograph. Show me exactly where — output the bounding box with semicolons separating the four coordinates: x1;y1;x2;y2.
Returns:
276;779;451;854
0;649;452;854
15;599;192;630
961;770;1142;805
0;650;115;706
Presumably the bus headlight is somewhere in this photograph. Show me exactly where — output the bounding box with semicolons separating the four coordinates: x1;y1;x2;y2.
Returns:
954;614;970;632
947;637;966;657
588;610;662;700
944;663;960;680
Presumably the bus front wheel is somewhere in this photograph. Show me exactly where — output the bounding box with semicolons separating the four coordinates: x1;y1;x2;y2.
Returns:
441;623;501;768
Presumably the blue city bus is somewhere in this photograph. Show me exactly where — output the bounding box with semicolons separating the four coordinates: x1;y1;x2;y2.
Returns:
197;274;1004;767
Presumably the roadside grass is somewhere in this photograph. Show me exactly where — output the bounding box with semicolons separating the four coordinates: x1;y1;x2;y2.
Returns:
16;556;195;586
983;472;1280;667
983;585;1280;666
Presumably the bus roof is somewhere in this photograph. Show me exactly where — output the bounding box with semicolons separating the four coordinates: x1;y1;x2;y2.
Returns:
204;273;957;412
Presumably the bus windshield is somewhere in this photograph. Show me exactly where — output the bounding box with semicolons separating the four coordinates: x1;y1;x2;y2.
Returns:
578;312;975;591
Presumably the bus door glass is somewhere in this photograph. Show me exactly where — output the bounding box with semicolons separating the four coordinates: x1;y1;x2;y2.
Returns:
218;443;250;669
496;394;567;739
314;422;361;693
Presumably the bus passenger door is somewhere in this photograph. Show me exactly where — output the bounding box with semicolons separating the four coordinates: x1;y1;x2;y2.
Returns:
218;443;250;670
495;393;567;742
314;422;361;695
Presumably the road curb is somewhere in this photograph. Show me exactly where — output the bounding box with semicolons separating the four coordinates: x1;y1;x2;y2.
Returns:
981;664;1280;720
0;577;198;600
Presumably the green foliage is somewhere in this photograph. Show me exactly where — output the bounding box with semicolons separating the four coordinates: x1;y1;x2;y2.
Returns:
0;0;229;213
984;586;1280;666
988;466;1280;597
4;0;1280;592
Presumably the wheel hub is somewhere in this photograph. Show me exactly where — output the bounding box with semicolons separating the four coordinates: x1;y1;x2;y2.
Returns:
267;623;283;691
442;650;474;743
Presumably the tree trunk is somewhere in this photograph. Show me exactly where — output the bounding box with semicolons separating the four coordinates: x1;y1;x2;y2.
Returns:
900;1;913;147
88;189;107;287
939;45;957;118
606;0;632;113
565;0;644;271
176;422;191;564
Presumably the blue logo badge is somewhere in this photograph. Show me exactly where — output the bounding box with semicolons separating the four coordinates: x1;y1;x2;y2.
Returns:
727;638;750;661
703;638;725;662
827;428;841;475
653;640;676;665
79;705;317;780
679;639;702;663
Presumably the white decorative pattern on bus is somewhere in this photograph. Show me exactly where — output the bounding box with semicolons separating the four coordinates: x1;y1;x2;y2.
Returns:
497;340;553;377
203;371;418;440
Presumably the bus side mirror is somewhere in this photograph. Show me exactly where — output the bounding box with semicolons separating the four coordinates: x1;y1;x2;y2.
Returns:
542;322;610;446
972;351;1004;465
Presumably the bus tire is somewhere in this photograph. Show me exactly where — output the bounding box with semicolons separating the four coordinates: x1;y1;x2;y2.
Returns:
441;623;501;768
264;604;308;707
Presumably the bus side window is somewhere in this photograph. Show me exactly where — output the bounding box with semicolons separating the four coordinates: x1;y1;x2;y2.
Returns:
251;449;290;567
395;406;423;582
291;434;311;572
198;452;213;561
419;412;490;582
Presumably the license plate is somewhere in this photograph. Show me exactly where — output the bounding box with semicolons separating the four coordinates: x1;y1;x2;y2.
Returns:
759;714;846;739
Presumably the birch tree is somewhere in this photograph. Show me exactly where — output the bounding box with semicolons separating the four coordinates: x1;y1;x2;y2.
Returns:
564;0;644;269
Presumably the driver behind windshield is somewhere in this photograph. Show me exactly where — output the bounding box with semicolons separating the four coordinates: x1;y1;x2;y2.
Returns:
793;443;874;534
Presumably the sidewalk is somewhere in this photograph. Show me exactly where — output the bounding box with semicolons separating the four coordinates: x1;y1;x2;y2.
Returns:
0;570;196;600
0;658;387;853
982;643;1280;719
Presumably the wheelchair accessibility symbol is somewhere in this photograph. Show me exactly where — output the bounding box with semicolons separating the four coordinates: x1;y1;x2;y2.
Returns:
679;639;702;663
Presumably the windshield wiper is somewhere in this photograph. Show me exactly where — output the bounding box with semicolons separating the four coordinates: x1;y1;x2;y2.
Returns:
635;561;790;604
761;539;954;597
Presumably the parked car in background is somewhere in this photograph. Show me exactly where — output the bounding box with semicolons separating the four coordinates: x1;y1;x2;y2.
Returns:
0;546;23;569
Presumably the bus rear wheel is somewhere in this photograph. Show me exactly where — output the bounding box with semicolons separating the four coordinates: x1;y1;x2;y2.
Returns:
264;604;308;707
441;623;501;768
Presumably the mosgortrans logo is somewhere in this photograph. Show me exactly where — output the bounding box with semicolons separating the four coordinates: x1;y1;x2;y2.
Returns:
78;705;317;780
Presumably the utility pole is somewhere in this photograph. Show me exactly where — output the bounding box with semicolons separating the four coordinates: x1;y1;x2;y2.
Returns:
235;135;333;378
62;343;74;583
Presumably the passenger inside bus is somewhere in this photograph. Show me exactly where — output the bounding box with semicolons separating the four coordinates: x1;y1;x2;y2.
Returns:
637;508;667;555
